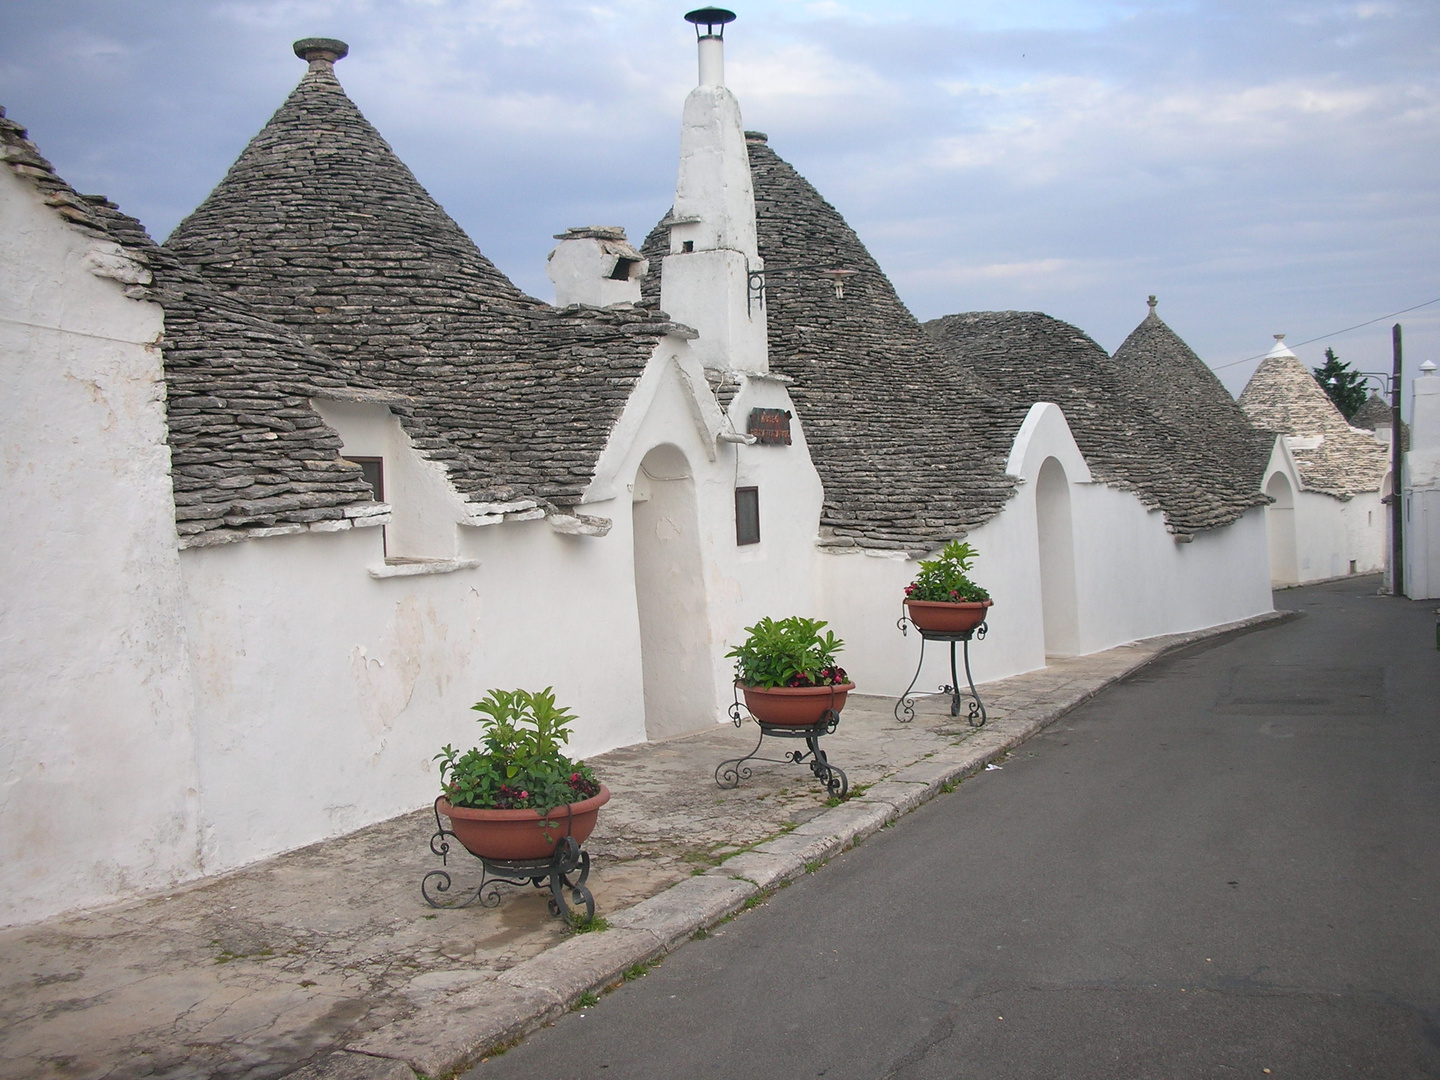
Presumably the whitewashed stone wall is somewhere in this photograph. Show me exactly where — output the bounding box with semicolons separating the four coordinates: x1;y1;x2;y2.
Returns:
0;167;201;925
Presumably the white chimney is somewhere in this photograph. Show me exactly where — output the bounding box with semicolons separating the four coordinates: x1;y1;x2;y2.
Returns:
661;8;768;373
546;227;647;308
688;7;733;86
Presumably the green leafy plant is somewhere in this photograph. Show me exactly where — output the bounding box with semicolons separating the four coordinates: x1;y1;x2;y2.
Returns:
726;616;848;688
905;540;990;603
435;688;600;810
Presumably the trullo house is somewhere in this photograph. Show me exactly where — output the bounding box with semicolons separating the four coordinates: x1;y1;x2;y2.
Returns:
1237;334;1391;585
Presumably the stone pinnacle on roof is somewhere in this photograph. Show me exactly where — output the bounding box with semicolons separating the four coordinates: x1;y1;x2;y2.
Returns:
1266;333;1298;359
293;38;349;68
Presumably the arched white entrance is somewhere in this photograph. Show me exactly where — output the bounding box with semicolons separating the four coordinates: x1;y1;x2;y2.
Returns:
1264;472;1299;587
632;444;716;741
1035;456;1080;657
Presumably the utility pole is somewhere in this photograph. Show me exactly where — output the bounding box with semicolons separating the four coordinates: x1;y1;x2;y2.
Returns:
1391;323;1404;597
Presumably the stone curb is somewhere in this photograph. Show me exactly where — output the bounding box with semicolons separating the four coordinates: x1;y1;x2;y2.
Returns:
338;608;1294;1079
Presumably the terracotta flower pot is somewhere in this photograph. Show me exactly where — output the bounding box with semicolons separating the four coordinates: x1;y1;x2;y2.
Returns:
438;785;610;862
739;682;854;727
904;598;993;635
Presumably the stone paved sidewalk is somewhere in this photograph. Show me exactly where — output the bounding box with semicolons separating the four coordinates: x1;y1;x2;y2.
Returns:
0;611;1289;1080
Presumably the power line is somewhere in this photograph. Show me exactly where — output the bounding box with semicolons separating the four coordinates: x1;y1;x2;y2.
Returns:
1211;296;1440;372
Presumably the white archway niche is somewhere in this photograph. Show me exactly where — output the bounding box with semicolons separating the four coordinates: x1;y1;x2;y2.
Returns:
1035;456;1081;657
1264;471;1299;587
632;444;717;740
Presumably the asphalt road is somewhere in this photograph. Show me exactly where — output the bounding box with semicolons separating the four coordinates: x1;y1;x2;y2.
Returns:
469;578;1440;1080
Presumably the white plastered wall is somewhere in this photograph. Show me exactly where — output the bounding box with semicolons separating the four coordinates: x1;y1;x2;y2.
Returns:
0;167;201;925
179;509;657;872
817;403;1273;699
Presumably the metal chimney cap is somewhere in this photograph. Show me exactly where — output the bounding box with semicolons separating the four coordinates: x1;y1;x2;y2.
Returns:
685;8;736;37
293;38;349;63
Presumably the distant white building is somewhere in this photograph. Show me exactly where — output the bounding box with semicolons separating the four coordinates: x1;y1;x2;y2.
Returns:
1238;335;1391;585
1402;360;1440;598
0;22;1276;926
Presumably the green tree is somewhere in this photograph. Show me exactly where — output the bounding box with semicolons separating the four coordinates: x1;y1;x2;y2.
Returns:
1312;347;1367;419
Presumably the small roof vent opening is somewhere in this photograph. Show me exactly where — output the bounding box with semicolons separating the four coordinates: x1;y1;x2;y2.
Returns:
609;257;641;282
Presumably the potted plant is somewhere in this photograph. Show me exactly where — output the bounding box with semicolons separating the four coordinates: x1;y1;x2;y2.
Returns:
726;616;855;727
903;540;993;635
434;688;609;862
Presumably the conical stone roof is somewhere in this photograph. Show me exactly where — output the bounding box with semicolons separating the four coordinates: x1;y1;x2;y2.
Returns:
1350;392;1393;431
1110;299;1273;499
167;44;682;510
1238;344;1390;497
167;49;535;347
644;133;1018;553
926;311;1268;534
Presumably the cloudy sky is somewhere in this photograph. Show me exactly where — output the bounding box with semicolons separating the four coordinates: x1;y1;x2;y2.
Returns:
3;0;1436;400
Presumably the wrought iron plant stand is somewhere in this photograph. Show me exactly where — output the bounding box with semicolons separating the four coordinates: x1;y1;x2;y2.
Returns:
894;609;989;726
715;688;849;799
421;797;595;921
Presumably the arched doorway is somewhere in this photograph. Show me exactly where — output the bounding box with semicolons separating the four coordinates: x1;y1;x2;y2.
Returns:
1035;456;1080;657
632;445;716;740
1264;472;1299;587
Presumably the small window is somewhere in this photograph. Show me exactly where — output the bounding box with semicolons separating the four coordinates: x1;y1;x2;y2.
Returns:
346;456;384;502
609;257;639;281
735;486;760;545
681;240;695;253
